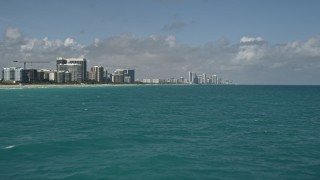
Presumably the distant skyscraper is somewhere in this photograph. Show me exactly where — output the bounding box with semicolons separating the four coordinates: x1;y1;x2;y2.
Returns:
57;71;65;83
14;68;23;81
89;66;104;82
23;69;38;82
111;69;135;83
112;69;124;83
38;69;51;81
202;73;207;84
3;67;15;81
65;71;71;83
188;72;193;84
56;57;87;82
58;63;82;82
123;69;135;83
49;71;57;82
192;72;199;84
56;58;67;70
2;67;24;82
212;75;217;84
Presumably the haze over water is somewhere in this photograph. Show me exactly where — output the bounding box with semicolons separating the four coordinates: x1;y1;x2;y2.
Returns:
1;85;320;179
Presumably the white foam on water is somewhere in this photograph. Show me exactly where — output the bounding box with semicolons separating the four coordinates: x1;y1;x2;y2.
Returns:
4;145;15;149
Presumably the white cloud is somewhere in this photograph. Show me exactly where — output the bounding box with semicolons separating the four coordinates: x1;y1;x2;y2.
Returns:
165;35;176;48
64;38;76;47
240;36;264;43
280;36;320;58
234;45;265;64
94;38;100;47
233;37;267;64
5;27;22;40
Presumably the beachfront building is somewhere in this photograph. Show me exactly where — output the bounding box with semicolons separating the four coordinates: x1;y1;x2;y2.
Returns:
124;69;135;83
56;57;87;82
26;70;37;82
37;69;51;82
212;75;218;84
57;63;82;82
2;67;24;82
57;71;66;83
142;79;152;83
3;67;16;81
112;69;135;83
188;72;199;84
112;69;124;83
202;73;207;84
49;71;57;82
89;66;104;83
14;68;23;82
188;72;193;84
187;72;223;85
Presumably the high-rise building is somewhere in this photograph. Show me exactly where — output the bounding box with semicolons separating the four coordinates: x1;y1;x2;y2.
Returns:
57;71;65;83
38;69;51;81
111;69;135;83
2;67;24;82
14;68;23;82
57;63;82;82
112;69;124;83
188;72;193;84
65;71;71;83
29;70;37;82
56;57;87;82
56;58;67;70
49;71;57;82
192;72;199;84
66;58;87;81
202;73;207;84
37;70;44;81
123;69;135;83
89;66;104;82
3;67;16;81
212;75;217;84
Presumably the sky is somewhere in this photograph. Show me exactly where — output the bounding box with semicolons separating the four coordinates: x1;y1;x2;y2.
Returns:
1;0;320;84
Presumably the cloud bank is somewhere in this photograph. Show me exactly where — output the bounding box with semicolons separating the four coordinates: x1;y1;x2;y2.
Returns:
1;27;320;84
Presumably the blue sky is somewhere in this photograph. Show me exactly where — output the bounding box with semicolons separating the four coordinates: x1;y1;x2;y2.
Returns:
2;0;320;45
1;0;320;84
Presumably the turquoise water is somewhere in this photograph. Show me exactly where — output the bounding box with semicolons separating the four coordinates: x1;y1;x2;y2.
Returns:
1;85;320;179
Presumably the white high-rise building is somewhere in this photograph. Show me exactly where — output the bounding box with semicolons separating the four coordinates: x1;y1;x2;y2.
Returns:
3;67;15;81
49;71;57;82
112;69;124;83
14;68;23;81
202;73;207;84
89;66;104;82
212;75;217;84
56;57;87;82
111;69;135;83
57;63;82;82
188;72;193;84
3;67;23;82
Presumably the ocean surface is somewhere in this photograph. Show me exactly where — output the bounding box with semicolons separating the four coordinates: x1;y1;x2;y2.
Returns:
1;85;320;179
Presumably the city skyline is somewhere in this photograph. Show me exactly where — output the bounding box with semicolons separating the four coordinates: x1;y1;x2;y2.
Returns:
1;0;320;84
2;57;230;85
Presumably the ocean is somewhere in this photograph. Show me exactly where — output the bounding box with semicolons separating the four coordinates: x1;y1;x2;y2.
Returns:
1;85;320;179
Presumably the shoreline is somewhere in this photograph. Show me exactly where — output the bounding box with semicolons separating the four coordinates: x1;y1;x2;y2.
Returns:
0;83;140;89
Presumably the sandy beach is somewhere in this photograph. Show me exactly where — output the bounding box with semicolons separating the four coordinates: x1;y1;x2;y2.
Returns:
0;83;138;89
